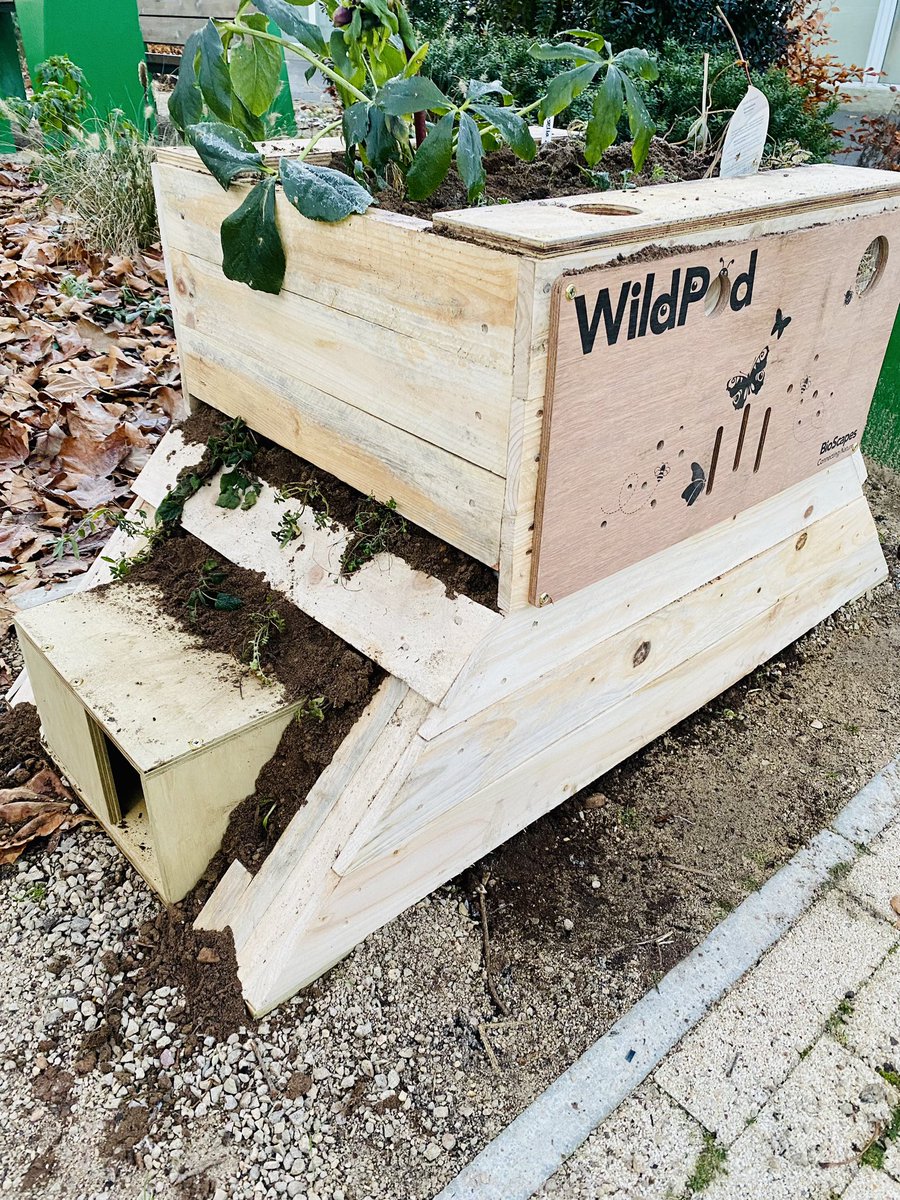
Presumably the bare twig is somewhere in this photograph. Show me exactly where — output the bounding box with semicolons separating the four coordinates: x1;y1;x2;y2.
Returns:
715;5;752;86
819;1121;885;1168
249;1038;279;1095
478;1022;502;1074
478;876;509;1017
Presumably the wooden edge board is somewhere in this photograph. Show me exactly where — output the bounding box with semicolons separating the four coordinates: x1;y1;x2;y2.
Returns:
133;430;501;706
212;675;410;948
424;453;866;740
236;500;885;1013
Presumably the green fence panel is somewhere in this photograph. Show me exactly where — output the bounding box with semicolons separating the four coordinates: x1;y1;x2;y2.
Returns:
0;6;26;152
15;0;149;129
864;305;900;473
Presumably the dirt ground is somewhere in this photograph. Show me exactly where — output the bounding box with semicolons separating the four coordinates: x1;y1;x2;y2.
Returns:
0;462;898;1199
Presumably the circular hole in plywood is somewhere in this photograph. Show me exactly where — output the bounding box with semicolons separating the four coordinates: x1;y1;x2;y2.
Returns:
704;270;731;317
567;202;642;216
856;236;888;296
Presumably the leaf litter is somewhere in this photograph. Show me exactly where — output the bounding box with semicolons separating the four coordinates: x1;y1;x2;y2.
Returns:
0;159;184;636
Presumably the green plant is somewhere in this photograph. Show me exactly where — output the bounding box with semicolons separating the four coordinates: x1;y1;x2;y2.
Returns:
260;799;278;831
685;1133;727;1193
52;506;162;561
273;479;331;540
273;508;305;547
186;558;243;620
0;55;89;141
107;287;173;328
59;272;92;299
36;112;159;255
168;5;655;292
340;494;407;575
299;694;327;721
244;602;286;683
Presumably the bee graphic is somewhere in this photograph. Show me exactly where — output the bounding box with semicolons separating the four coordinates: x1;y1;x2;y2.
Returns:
726;345;769;410
656;462;669;482
681;462;706;507
771;308;792;339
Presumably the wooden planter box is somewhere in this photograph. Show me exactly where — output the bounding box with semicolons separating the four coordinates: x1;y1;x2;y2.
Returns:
20;147;899;1014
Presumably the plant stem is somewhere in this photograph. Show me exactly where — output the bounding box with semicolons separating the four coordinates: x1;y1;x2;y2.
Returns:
297;118;343;161
715;5;752;86
219;22;370;105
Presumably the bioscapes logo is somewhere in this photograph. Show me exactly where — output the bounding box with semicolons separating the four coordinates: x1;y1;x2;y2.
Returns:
574;250;758;355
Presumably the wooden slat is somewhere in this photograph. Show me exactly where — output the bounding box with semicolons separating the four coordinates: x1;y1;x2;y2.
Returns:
173;328;504;564
168;246;509;475
354;494;885;870
433;164;900;255
153;161;519;374
139;0;236;15
431;452;866;740
140;16;206;44
132;431;501;705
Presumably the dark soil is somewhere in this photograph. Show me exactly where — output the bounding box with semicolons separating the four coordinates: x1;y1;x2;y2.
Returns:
0;701;42;779
362;136;712;221
124;529;383;870
178;403;500;610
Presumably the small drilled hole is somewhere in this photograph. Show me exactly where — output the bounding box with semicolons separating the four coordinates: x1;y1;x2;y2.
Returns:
601;520;607;529
657;439;665;451
567;201;642;216
787;384;794;394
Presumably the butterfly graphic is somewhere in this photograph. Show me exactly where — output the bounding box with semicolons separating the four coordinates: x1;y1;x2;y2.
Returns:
771;308;791;339
681;461;706;506
726;345;769;410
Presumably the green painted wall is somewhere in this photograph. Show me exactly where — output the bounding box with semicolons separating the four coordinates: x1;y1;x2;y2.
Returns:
15;0;149;128
0;10;27;152
864;306;900;473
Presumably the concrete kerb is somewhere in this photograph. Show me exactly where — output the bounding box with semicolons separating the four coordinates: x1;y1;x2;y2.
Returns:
434;753;900;1200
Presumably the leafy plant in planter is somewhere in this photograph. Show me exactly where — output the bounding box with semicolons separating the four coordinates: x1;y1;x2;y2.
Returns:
166;0;656;293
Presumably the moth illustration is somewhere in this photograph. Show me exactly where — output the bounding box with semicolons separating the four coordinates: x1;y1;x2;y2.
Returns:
726;345;769;410
681;461;706;506
771;308;791;339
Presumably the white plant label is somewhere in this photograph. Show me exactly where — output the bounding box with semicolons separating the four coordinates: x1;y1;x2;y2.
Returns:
542;115;556;145
720;85;770;178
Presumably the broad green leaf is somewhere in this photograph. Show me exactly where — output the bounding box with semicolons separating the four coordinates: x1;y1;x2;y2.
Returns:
396;1;417;52
365;104;397;169
232;93;267;141
231;17;283;115
220;176;285;294
376;75;450;116
622;73;655;171
406;111;454;200
472;103;536;161
529;41;602;63
613;47;659;81
456;112;484;203
403;42;428;76
279;158;374;221
188;121;264;188
252;0;327;55
585;64;623;166
214;593;243;611
169;30;204;132
329;29;354;79
360;0;398;34
559;28;604;44
539;62;600;121
466;78;511;100
197;19;234;124
343;100;370;147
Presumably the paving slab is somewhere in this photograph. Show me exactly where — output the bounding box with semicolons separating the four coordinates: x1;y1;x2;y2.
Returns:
841;822;900;924
843;948;900;1074
534;1083;705;1199
832;759;900;845
702;1038;897;1200
654;889;896;1143
842;1166;900;1199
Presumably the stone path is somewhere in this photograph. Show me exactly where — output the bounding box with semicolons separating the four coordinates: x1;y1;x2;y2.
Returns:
538;809;900;1199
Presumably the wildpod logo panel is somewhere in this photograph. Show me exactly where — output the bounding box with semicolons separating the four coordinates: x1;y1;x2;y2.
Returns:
530;216;900;605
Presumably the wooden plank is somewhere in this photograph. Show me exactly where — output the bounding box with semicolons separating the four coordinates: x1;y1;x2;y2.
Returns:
355;495;885;870
173;328;504;565
155;140;346;172
167;246;509;475
430;453;866;740
530;213;900;602
236;496;885;1012
15;584;295;775
139;0;236;16
140;16;206;43
134;443;499;704
223;675;411;949
195;859;252;931
153;162;519;373
433;164;900;255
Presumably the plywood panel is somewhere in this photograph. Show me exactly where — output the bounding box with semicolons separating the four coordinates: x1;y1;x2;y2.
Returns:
530;213;900;603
